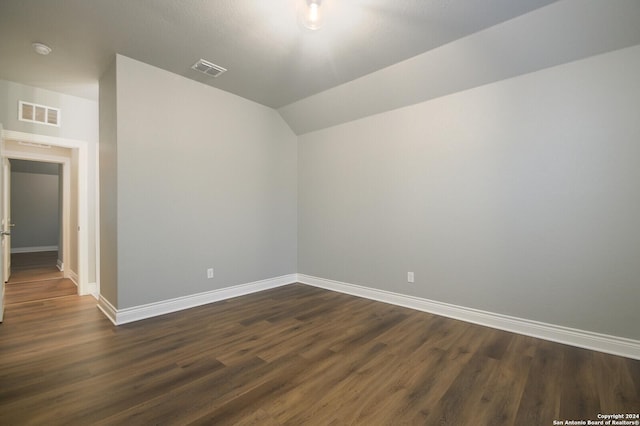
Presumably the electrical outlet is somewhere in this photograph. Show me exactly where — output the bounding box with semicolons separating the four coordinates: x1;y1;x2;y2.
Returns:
207;268;214;279
407;272;414;283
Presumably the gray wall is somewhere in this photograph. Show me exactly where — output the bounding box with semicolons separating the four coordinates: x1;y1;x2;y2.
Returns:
98;60;118;305
102;55;297;309
0;79;99;284
10;165;60;249
298;45;640;340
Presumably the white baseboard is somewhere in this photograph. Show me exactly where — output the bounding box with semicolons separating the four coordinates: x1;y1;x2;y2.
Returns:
11;245;58;254
97;274;297;326
93;272;640;360
97;296;118;326
56;259;64;271
68;270;79;287
297;274;640;361
86;282;98;299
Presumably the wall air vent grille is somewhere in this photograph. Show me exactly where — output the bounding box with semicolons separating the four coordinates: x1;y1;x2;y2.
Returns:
19;101;61;127
191;59;227;78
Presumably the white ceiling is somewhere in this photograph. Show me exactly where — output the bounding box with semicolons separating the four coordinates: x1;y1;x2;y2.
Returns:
280;0;640;134
0;0;559;108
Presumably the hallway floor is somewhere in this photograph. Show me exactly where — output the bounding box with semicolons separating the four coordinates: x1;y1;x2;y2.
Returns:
5;251;76;305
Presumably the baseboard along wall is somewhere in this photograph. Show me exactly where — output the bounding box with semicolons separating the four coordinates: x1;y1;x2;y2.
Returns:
11;245;58;254
68;270;79;287
97;274;297;326
297;274;640;361
95;273;640;360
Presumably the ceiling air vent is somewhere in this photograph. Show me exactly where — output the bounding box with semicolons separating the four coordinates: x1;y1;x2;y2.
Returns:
19;101;61;127
191;59;227;78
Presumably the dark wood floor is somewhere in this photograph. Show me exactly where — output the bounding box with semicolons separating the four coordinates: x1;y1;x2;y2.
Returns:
10;250;60;270
0;283;638;425
5;251;76;305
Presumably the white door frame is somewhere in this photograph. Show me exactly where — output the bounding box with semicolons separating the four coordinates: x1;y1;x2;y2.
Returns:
3;157;12;282
1;130;90;296
5;152;71;281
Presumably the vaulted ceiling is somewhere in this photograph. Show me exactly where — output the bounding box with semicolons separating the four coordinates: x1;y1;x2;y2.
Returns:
1;0;639;135
0;0;557;106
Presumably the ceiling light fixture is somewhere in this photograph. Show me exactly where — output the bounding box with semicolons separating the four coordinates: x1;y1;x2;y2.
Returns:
299;0;325;31
32;42;52;55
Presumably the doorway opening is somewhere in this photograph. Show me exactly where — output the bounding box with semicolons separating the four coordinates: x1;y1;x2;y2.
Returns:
4;159;76;304
1;130;91;298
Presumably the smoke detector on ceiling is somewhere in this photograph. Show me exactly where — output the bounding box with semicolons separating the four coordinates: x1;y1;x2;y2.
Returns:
191;59;227;78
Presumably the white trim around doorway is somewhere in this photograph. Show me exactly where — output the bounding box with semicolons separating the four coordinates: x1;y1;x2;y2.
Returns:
1;129;93;296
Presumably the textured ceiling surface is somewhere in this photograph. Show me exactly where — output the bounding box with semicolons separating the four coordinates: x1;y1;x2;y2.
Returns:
0;0;557;108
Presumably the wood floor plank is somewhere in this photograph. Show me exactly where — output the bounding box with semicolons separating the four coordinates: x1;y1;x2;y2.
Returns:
5;251;72;307
514;340;564;424
4;278;76;304
278;342;393;425
10;250;59;269
474;338;533;425
262;349;349;422
1;283;638;425
592;351;640;414
560;346;602;420
348;345;448;424
422;351;501;425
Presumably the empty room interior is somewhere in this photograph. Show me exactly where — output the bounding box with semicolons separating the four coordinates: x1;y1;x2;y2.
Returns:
1;0;639;424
